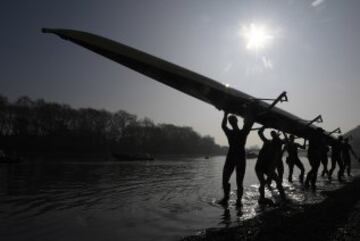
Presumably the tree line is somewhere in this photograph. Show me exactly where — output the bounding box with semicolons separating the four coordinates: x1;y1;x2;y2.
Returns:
0;95;227;158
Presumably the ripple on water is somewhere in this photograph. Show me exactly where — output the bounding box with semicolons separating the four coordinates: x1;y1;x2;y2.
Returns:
0;158;359;241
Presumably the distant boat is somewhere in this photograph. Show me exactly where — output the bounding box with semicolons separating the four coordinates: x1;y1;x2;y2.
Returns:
112;153;154;161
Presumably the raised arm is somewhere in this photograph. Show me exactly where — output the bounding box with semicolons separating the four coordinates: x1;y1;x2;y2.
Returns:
295;138;307;150
221;111;229;133
299;139;307;150
258;126;269;143
242;116;255;136
282;132;289;141
281;132;289;144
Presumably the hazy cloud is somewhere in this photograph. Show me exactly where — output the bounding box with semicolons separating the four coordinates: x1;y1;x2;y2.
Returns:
312;0;325;7
224;62;233;72
199;14;211;24
262;56;273;70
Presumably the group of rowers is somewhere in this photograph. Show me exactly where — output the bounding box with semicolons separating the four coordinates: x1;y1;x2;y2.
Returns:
219;111;359;207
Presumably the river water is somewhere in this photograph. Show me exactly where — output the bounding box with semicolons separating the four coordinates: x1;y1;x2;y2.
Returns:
0;157;358;241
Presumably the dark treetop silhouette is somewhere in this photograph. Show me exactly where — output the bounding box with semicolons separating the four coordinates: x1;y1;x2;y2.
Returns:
0;95;226;157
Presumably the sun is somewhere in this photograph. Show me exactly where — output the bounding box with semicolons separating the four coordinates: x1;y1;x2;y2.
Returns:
241;24;273;51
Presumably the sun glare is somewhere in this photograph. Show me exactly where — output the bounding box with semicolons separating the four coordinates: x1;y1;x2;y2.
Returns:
241;24;273;51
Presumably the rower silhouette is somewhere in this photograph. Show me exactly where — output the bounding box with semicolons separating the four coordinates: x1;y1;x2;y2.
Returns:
342;137;358;176
255;126;286;204
328;136;344;181
304;128;325;190
320;142;330;177
218;111;254;207
284;134;306;183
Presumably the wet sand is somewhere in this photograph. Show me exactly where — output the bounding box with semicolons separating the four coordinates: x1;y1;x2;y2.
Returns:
182;177;360;241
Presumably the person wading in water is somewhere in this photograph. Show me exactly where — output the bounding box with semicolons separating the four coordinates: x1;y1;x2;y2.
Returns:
284;134;306;183
320;142;330;177
342;137;358;177
328;136;345;182
305;128;325;190
255;126;287;205
218;111;254;207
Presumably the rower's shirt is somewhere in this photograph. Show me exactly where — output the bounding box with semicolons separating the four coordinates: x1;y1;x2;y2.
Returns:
224;129;247;153
331;141;342;157
342;143;352;159
308;134;323;157
285;142;300;157
271;138;285;153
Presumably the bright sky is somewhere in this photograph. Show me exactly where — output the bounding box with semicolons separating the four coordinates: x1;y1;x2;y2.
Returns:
1;0;360;147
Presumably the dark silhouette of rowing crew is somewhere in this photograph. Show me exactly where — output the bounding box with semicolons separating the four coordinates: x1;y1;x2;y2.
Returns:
43;29;357;206
218;111;359;207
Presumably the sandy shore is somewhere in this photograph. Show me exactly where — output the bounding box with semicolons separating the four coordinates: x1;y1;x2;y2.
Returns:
182;177;360;241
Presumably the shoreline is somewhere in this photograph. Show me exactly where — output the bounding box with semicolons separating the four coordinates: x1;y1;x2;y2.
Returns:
182;177;360;241
15;153;227;162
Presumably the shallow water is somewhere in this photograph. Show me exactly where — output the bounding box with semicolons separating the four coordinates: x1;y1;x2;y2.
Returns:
0;157;358;241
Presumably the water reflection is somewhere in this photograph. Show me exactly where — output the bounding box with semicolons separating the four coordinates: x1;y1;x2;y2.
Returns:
0;158;358;241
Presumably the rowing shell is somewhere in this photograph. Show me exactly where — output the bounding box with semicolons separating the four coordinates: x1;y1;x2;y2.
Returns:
42;28;329;139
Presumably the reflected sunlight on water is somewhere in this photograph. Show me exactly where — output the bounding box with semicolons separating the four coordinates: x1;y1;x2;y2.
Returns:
0;157;358;241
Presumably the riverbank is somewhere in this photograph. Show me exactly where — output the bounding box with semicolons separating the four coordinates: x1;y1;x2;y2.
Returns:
182;177;360;241
14;152;226;162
